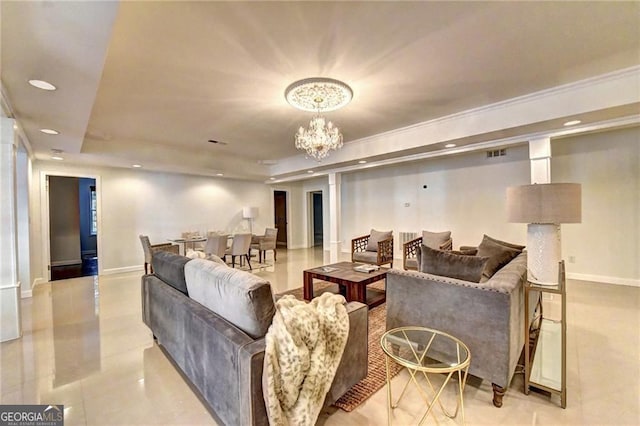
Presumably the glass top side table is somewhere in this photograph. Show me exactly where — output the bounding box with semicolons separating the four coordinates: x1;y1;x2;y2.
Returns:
381;326;471;425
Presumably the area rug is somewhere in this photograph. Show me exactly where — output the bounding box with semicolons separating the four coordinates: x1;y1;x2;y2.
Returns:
282;281;403;412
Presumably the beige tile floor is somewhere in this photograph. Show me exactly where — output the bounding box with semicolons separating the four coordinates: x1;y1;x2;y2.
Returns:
2;247;639;425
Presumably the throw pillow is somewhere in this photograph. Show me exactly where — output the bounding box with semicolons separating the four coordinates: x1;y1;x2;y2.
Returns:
422;230;452;250
366;229;393;252
419;244;489;283
482;234;525;251
206;254;227;265
477;235;523;278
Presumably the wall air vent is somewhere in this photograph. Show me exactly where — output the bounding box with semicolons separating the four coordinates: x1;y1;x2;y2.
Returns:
486;149;506;158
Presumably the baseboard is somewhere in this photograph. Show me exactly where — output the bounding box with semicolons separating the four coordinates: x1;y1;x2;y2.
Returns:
32;277;45;287
51;259;82;267
567;272;640;288
101;265;143;275
21;288;32;299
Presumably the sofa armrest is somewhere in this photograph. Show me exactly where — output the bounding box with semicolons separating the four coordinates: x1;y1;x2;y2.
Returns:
238;339;269;426
326;301;368;403
351;235;370;258
403;237;422;270
238;300;368;425
376;237;394;267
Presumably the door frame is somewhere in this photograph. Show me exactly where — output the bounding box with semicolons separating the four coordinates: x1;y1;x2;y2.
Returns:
307;190;324;248
271;188;290;248
41;171;103;281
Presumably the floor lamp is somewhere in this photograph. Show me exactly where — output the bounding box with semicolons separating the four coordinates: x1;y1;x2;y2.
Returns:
243;207;258;235
506;183;581;285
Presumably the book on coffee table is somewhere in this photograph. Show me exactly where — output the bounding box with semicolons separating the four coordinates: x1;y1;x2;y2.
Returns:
354;264;380;273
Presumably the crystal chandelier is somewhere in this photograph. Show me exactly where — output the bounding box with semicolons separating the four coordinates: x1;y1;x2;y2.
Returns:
285;77;353;160
294;114;343;160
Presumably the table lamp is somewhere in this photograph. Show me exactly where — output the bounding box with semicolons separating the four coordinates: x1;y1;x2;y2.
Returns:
242;207;258;234
506;183;581;285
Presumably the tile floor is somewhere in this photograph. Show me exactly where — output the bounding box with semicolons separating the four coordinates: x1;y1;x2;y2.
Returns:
1;248;638;425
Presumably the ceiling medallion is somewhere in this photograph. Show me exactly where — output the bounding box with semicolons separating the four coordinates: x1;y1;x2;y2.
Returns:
285;77;353;161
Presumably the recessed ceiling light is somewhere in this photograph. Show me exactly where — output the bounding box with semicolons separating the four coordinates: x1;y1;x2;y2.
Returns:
358;160;367;164
40;128;59;135
51;155;64;161
132;164;142;168
563;120;581;126
28;79;56;91
269;177;276;180
445;143;456;148
307;170;314;174
216;173;224;177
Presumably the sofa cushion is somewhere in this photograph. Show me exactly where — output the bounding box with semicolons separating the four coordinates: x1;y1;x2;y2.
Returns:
366;229;392;252
152;251;191;295
419;244;489;283
184;258;276;339
477;235;523;279
422;230;451;249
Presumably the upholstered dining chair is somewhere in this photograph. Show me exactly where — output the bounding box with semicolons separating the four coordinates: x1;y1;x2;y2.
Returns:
139;235;179;274
403;230;453;270
204;234;229;258
225;233;252;270
351;229;394;268
182;230;205;251
250;227;278;263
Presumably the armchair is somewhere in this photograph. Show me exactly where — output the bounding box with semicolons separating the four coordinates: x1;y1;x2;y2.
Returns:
139;235;179;274
225;233;252;269
351;229;394;268
403;230;453;270
250;227;278;263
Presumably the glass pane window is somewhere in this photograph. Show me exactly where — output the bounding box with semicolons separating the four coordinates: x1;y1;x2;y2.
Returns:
90;186;97;235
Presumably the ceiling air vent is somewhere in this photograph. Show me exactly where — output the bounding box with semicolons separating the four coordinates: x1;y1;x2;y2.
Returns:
486;148;506;158
208;139;228;145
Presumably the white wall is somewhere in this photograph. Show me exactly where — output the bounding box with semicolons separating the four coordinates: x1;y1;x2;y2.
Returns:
30;162;273;283
552;126;639;285
340;145;531;258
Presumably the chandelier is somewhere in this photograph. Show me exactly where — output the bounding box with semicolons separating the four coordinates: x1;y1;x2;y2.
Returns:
285;77;353;160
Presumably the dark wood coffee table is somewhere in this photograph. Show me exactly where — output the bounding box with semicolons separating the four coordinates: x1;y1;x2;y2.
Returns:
303;261;388;308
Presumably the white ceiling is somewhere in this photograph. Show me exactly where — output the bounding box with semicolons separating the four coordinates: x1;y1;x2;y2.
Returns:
2;1;639;180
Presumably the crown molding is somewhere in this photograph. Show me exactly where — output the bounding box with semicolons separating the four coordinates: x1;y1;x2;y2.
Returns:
271;66;640;177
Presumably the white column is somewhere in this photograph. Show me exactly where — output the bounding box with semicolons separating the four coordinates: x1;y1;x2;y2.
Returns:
0;117;21;341
328;173;342;263
529;137;551;184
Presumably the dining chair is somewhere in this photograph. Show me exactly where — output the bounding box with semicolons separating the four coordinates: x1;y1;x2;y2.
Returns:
139;235;179;274
204;234;229;258
225;233;252;270
250;227;278;263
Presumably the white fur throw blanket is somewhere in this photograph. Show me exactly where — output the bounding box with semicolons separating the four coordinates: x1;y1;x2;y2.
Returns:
263;293;349;426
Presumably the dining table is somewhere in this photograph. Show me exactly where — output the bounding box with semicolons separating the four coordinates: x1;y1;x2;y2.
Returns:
167;236;207;255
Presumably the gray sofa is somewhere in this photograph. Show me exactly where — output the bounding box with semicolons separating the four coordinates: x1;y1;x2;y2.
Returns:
141;251;368;426
386;251;527;407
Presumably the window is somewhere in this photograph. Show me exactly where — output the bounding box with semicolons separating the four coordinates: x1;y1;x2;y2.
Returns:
90;185;97;235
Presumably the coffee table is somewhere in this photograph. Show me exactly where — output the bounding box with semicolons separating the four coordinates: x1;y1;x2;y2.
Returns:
303;261;388;308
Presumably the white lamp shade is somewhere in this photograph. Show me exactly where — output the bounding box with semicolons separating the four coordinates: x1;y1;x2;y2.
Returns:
242;207;258;219
506;183;581;224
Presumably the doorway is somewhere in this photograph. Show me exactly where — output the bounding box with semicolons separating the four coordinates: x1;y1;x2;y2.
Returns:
274;190;288;248
48;176;99;281
311;191;323;247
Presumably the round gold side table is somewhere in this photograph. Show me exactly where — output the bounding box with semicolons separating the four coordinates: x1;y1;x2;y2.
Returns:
381;326;471;425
